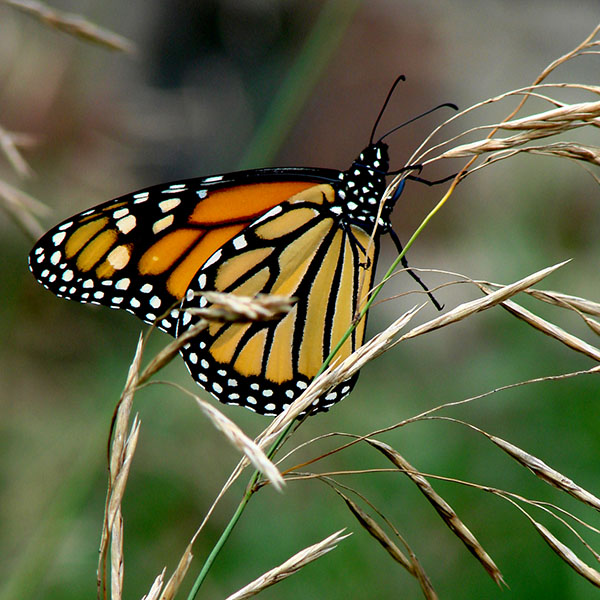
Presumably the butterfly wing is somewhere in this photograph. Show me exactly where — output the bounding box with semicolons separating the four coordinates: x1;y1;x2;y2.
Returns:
177;182;379;415
30;144;391;416
28;169;339;335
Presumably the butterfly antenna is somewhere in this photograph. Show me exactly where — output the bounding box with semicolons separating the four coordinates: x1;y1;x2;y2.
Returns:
369;74;406;145
377;102;458;144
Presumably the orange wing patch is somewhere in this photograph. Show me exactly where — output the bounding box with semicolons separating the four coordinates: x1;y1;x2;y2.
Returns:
189;181;316;225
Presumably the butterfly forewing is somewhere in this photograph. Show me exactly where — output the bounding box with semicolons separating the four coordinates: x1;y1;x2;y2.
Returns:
178;184;378;415
28;175;324;334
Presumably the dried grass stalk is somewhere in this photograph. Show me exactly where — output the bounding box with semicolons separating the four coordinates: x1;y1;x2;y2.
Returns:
0;124;34;178
367;440;504;586
257;262;565;453
524;288;600;335
479;288;600;362
532;521;600;588
137;321;208;386
339;492;415;574
141;569;166;600
519;142;600;166
224;530;351;600
397;261;568;344
98;335;143;598
526;289;600;317
438;100;600;161
346;498;437;599
0;178;48;239
188;291;296;322
111;509;124;600
404;25;600;192
2;0;136;52
188;391;284;492
336;491;438;599
159;545;193;600
488;434;600;511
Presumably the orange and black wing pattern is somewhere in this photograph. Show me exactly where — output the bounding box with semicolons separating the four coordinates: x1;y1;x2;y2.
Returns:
30;141;393;415
29;170;333;335
177;182;379;415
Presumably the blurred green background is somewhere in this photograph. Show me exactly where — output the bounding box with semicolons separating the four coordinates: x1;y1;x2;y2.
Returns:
1;1;599;598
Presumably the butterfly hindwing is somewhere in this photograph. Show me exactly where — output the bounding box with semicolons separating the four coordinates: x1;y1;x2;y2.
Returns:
177;183;379;415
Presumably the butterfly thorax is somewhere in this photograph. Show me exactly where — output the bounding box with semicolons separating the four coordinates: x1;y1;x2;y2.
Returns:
334;141;391;233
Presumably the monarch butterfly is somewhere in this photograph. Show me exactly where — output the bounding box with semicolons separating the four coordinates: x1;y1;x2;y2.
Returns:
29;78;447;416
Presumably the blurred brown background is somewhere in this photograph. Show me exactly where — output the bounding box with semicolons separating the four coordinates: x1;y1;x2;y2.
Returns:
1;1;599;599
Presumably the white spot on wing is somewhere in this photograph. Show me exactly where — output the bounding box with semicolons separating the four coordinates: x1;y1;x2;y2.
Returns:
116;214;137;234
252;204;282;226
133;192;149;203
107;245;130;270
203;249;222;269
52;232;66;246
153;214;174;234
116;278;130;290
233;235;247;250
159;198;181;212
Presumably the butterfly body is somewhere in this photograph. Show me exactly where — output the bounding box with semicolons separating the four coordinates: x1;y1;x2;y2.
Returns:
29;140;398;415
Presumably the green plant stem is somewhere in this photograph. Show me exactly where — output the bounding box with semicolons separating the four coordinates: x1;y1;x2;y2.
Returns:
187;485;253;600
187;420;296;600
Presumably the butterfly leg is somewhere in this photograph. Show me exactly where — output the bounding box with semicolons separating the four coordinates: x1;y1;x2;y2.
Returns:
388;228;444;310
